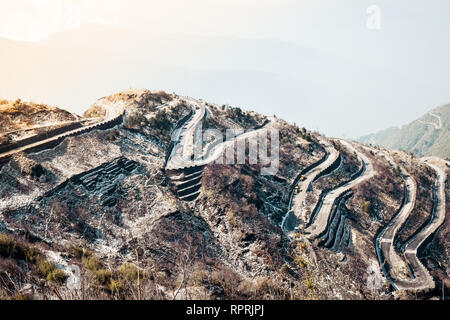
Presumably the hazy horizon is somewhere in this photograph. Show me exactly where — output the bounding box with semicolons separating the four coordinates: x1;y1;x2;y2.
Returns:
1;0;449;138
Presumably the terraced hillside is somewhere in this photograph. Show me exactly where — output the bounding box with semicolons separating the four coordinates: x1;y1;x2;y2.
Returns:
0;90;448;300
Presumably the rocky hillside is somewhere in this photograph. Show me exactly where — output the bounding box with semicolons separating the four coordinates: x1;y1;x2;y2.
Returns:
0;99;77;133
0;99;79;145
0;90;448;300
359;104;450;159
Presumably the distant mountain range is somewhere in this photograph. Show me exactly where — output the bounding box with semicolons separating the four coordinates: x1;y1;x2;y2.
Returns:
1;24;448;138
358;104;450;159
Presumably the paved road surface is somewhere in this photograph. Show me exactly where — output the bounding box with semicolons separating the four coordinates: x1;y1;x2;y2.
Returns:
166;96;273;171
165;97;206;170
374;152;447;292
304;140;375;239
377;154;416;286
290;138;339;225
394;159;447;291
0;101;124;160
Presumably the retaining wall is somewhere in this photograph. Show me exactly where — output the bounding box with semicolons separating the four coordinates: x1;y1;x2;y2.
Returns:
0;122;83;154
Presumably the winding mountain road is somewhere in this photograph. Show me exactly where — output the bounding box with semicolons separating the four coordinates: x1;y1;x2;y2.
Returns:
395;159;447;291
166;96;274;171
0;101;124;161
304;140;375;239
165;97;206;170
165;96;275;201
376;156;416;288
373;152;447;292
419;111;442;130
167;100;447;290
289;138;340;225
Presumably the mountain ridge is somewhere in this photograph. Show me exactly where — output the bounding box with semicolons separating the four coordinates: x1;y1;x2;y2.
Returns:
3;24;447;138
0;90;448;300
358;104;450;159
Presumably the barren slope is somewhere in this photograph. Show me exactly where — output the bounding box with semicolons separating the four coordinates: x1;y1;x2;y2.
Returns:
0;90;448;300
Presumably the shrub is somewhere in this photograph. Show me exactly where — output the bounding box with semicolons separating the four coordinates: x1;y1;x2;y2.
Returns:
0;233;41;263
76;248;115;286
226;212;238;228
82;255;101;272
125;112;147;129
297;242;308;253
14;293;31;300
38;260;55;277
13;99;22;107
68;246;85;259
71;247;118;287
110;279;124;294
94;269;112;285
0;234;69;285
244;276;291;299
304;273;316;291
105;129;120;142
47;269;67;284
157;90;170;98
225;107;258;128
362;200;371;214
149;111;171;132
83;105;106;118
295;256;308;269
119;263;142;281
38;260;67;283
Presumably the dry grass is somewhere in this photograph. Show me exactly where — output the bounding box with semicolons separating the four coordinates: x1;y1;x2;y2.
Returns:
0;99;75;133
83;105;106;118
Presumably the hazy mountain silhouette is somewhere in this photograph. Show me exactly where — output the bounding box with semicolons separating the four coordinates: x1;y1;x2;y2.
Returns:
1;24;444;138
359;104;450;159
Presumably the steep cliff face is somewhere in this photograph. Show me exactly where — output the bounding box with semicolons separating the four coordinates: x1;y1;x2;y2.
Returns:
0;90;448;300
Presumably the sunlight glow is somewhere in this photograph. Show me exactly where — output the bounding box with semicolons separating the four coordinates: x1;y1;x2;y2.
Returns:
0;0;120;41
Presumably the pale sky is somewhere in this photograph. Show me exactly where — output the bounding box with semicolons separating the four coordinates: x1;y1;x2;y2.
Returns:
1;0;448;42
0;0;449;137
0;0;309;42
2;0;449;70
